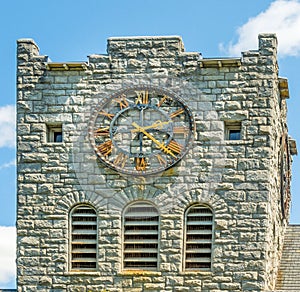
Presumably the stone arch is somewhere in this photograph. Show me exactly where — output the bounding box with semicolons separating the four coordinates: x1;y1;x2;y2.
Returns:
54;189;108;217
107;184;171;215
173;187;228;219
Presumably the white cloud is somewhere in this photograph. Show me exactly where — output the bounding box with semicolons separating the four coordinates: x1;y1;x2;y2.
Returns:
0;159;16;170
0;226;16;285
0;105;16;148
220;0;300;57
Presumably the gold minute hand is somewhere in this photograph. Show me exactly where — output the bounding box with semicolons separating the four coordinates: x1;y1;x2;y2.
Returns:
131;122;176;158
131;120;171;133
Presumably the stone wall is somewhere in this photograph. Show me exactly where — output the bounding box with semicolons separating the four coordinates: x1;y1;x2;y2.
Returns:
17;34;292;291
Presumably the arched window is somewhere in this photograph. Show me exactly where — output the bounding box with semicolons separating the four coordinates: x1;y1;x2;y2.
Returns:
184;204;213;270
70;205;97;271
123;201;159;270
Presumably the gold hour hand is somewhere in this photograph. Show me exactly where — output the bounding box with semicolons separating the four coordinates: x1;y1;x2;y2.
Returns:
131;122;176;158
131;120;171;133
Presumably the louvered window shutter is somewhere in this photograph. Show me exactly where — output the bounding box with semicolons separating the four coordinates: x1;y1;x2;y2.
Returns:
123;202;159;270
71;205;97;270
185;204;213;270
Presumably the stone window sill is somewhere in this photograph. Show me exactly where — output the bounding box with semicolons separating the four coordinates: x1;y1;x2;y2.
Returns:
224;139;249;145
43;142;65;146
119;270;162;276
179;271;212;276
65;271;101;276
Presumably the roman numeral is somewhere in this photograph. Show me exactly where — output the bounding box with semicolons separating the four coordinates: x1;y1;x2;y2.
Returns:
98;110;114;120
115;94;129;109
135;90;149;105
135;157;147;171
113;152;128;168
167;140;183;154
173;126;189;136
169;108;185;119
155;154;167;166
97;140;112;156
94;127;110;136
157;95;169;107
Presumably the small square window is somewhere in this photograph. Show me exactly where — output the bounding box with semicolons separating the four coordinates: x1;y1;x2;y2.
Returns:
225;122;241;141
47;124;63;143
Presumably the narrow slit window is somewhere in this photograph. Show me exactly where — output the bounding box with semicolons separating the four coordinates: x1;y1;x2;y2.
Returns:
70;205;97;271
123;202;159;270
184;204;213;271
47;124;63;142
225;121;241;141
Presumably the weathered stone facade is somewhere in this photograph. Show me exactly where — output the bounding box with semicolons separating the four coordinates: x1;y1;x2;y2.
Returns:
17;34;295;291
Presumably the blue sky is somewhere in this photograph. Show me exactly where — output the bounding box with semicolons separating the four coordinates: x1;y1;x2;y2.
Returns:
1;0;300;288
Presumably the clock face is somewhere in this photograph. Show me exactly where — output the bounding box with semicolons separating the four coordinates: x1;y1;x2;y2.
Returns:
89;85;195;176
280;133;291;219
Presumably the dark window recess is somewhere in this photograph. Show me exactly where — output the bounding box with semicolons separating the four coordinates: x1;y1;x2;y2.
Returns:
228;129;241;140
185;205;213;271
123;202;159;270
54;131;62;142
71;206;97;271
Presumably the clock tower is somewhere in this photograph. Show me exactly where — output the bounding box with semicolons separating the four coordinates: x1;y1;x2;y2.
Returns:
17;34;296;291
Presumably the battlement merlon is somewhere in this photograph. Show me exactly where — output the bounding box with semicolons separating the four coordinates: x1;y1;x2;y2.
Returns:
107;35;186;58
17;38;49;61
17;38;40;56
17;38;48;66
258;33;278;56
